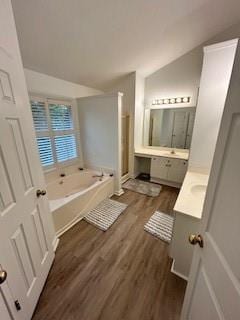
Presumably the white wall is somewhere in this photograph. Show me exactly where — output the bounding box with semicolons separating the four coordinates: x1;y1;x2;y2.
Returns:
144;21;240;173
107;72;145;177
77;93;122;194
106;73;135;177
189;40;237;172
134;72;145;149
0;0;56;248
145;47;202;108
107;73;135;115
145;21;240;109
24;68;102;98
24;69;103;172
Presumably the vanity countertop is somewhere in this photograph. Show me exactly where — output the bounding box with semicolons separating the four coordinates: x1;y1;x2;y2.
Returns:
174;170;209;219
134;147;189;160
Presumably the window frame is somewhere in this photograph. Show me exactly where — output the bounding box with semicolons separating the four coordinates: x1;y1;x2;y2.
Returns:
30;95;81;171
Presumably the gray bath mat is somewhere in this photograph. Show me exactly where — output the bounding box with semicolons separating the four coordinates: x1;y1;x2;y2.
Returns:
144;211;174;243
83;198;128;231
123;179;161;197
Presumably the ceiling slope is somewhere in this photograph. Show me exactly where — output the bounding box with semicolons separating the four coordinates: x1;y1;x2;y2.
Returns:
12;0;240;90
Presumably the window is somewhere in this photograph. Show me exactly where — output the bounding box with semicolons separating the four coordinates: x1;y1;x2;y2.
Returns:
31;98;78;169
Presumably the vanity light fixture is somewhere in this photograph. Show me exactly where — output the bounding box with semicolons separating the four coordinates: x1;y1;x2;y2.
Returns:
152;96;191;105
163;99;170;104
182;97;190;103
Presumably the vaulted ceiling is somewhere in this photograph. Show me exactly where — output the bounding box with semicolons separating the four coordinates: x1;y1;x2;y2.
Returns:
12;0;240;90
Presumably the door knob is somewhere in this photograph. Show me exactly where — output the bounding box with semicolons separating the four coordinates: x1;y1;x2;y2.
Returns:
0;269;7;284
189;234;204;248
36;189;47;197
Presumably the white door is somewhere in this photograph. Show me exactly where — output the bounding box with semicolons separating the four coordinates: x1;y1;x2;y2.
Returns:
0;289;13;320
181;44;240;319
0;1;55;319
171;111;188;148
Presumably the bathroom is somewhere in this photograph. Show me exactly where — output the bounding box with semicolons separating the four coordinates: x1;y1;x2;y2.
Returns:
0;1;240;320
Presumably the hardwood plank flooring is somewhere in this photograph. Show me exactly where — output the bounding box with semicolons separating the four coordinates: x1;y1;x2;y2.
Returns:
32;186;187;320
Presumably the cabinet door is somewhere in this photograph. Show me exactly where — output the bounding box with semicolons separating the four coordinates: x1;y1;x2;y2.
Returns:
150;157;169;179
167;159;188;183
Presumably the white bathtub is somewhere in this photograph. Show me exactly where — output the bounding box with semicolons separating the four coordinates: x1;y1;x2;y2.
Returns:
47;170;114;236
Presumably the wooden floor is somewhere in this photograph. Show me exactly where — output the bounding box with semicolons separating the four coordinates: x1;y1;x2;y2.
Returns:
32;186;187;320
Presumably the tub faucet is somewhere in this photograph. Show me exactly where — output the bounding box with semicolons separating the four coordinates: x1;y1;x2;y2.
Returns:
92;170;104;178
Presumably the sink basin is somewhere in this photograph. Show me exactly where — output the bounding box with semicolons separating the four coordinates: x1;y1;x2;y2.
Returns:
191;184;207;196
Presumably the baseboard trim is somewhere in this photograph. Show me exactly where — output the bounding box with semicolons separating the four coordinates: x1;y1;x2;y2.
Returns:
114;188;124;196
171;260;188;281
56;215;85;238
121;173;130;183
52;237;60;252
133;172;139;179
150;178;181;189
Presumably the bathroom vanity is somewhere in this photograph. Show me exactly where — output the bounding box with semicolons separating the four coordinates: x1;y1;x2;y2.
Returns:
169;171;209;280
134;147;188;187
134;104;194;187
150;156;187;186
168;39;236;281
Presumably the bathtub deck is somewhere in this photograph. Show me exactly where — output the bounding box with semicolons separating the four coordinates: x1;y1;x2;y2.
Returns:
32;186;187;320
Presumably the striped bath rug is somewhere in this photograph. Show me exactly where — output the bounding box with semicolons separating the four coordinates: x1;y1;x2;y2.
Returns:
83;198;128;231
144;211;174;243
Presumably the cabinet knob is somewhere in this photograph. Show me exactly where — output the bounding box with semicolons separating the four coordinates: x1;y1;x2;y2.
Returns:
189;234;204;248
0;269;7;284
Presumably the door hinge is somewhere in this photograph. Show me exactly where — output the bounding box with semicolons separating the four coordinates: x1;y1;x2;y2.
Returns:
14;300;21;311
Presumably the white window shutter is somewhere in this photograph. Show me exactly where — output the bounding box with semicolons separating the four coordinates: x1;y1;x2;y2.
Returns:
49;104;73;130
31;100;78;168
36;137;54;167
54;135;77;163
31;101;48;131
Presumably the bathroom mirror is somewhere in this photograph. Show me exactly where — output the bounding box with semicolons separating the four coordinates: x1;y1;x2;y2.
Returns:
144;107;196;149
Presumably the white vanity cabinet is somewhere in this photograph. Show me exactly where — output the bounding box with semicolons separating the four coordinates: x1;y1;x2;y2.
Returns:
169;171;209;280
150;156;187;187
167;158;188;183
150;157;169;180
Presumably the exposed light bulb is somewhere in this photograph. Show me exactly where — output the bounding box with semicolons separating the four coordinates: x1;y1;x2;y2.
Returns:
152;96;190;106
